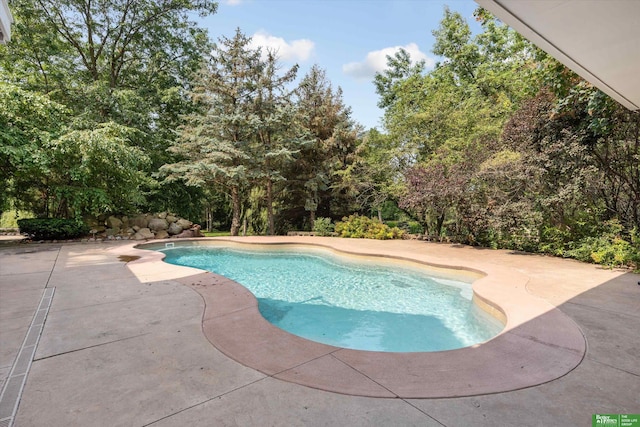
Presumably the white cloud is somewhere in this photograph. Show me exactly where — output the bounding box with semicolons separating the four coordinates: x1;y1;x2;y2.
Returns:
224;0;243;5
342;43;434;80
249;31;315;62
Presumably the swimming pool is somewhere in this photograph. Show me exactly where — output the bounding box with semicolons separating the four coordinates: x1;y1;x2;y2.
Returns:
159;244;503;352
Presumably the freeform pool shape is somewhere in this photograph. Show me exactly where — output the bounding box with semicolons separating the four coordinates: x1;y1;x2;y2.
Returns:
159;244;503;352
131;238;587;398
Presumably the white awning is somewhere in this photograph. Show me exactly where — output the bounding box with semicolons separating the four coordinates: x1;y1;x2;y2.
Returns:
0;0;12;44
476;0;640;111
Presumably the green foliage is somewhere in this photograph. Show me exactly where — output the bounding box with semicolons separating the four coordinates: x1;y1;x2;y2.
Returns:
1;210;35;228
312;217;334;236
2;0;217;219
565;221;640;269
290;65;362;226
4;1;638;273
0;82;68;213
163;29;304;236
17;218;89;240
244;186;269;235
373;48;425;109
335;215;404;240
387;221;424;235
49;123;152;216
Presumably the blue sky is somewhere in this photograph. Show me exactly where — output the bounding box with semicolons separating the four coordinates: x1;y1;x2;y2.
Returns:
199;0;482;130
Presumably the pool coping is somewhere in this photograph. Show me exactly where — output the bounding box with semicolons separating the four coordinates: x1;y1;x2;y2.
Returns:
126;237;586;398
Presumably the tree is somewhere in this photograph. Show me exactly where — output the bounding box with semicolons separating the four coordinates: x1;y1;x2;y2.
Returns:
336;128;403;220
373;7;543;242
249;51;301;235
162;29;261;236
46;123;151;217
399;153;472;237
373;48;425;109
0;82;151;218
1;0;217;218
290;65;361;228
5;0;216;91
501;84;639;243
0;83;67;216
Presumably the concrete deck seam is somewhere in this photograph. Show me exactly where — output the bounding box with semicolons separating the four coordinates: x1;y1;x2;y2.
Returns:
0;287;54;427
260;347;342;379
201;301;256;321
586;358;640;378
400;399;448;426
33;333;150;362
326;352;399;397
141;376;271;427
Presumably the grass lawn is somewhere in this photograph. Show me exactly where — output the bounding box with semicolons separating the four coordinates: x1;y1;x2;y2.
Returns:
202;230;231;237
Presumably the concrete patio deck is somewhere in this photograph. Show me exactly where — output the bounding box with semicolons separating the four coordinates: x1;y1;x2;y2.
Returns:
1;237;638;426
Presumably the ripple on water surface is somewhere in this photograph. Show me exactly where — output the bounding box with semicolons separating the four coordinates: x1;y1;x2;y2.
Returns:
160;245;503;352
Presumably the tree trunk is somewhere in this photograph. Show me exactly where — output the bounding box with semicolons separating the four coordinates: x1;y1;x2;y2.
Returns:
230;185;241;236
435;212;445;237
266;179;274;235
309;210;316;231
377;208;382;222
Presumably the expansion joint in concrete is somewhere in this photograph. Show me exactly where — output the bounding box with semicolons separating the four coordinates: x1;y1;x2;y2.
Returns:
33;333;150;362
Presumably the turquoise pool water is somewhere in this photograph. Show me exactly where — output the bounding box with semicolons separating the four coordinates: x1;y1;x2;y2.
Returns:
159;244;503;352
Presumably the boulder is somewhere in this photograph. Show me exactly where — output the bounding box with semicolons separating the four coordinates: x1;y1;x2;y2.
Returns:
131;215;148;229
106;216;122;229
148;218;168;231
85;217;102;228
174;224;204;238
105;228;119;237
155;230;169;239
133;228;154;240
176;218;193;229
168;222;183;235
166;215;178;223
157;212;168;219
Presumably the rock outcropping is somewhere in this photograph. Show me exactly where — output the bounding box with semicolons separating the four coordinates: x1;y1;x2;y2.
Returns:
86;213;204;241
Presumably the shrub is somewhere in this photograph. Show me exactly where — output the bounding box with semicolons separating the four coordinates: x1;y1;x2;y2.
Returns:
386;220;423;235
538;225;572;256
335;215;404;240
312;217;334;236
565;221;639;270
18;218;90;240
